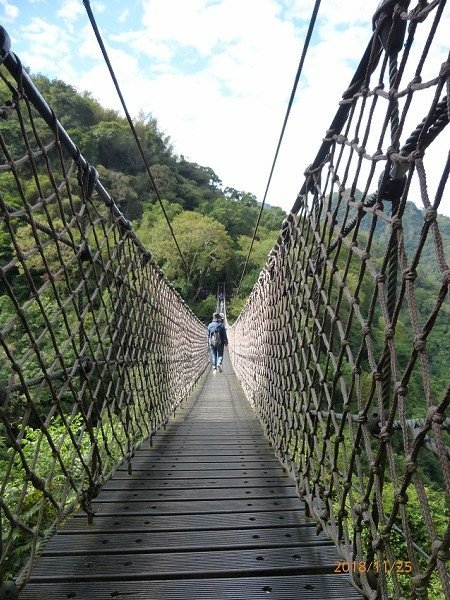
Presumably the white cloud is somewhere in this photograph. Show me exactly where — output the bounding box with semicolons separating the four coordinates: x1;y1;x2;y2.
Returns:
56;0;84;22
6;0;450;217
78;22;104;60
92;1;106;12
20;17;71;57
140;0;240;55
94;0;387;211
118;8;129;24
108;30;174;64
75;42;143;109
0;0;19;21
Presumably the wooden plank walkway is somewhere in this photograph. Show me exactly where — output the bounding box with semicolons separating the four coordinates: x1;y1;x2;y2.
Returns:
20;356;361;599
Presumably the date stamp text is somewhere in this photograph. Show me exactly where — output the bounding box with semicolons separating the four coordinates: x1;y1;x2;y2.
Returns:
334;560;412;574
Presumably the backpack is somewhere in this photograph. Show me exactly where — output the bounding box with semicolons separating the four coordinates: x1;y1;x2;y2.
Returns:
209;328;222;349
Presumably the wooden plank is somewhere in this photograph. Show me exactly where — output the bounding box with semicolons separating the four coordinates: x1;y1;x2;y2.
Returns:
122;458;282;468
64;509;310;533
137;448;275;456
20;573;362;599
20;363;360;599
96;485;298;502
102;475;292;490
114;467;288;478
44;526;332;555
86;496;302;516
27;545;343;580
129;453;280;462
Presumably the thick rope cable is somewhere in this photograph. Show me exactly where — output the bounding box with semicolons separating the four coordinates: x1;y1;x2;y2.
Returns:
82;0;190;279
235;0;322;295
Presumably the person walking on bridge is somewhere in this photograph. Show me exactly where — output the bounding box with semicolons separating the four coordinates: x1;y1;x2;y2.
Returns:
207;312;227;374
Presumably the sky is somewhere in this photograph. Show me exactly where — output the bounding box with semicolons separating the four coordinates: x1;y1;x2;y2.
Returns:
1;0;449;216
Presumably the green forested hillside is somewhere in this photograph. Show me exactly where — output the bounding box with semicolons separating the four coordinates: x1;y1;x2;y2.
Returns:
0;75;287;320
3;74;448;323
1;74;448;334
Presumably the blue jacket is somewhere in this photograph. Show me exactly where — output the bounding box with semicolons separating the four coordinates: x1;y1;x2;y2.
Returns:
207;322;228;345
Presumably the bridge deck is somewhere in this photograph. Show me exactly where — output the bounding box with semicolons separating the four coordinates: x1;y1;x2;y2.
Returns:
20;358;361;599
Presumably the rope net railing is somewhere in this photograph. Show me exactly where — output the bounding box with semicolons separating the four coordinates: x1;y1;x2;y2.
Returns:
229;1;449;598
0;32;208;589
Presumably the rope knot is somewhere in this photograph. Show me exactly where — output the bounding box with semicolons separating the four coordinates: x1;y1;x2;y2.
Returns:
373;369;383;381
386;144;397;158
395;488;408;505
412;574;428;594
388;87;398;100
441;270;450;286
27;472;46;491
391;215;402;230
372;536;384;552
343;481;352;492
413;336;426;351
402;268;417;282
427;406;445;425
405;458;417;474
357;411;367;424
431;539;449;562
303;163;313;177
77;163;98;200
337;508;348;519
384;326;395;339
424;207;437;222
394;382;407;396
353;502;364;516
320;508;329;521
379;425;391;442
81;357;94;376
439;59;450;81
77;240;92;262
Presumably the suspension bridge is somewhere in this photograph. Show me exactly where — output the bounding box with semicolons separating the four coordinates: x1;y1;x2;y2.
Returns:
0;1;449;598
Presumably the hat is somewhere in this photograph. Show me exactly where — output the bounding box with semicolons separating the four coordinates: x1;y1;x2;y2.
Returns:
212;312;221;321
